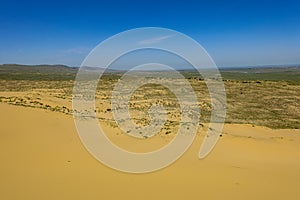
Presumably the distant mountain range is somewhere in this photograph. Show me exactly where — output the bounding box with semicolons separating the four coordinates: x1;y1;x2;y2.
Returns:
0;64;299;82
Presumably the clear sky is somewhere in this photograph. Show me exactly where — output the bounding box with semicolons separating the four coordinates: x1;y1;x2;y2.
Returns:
0;0;300;67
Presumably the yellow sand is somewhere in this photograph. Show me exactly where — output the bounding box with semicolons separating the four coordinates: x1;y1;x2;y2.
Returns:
1;102;300;200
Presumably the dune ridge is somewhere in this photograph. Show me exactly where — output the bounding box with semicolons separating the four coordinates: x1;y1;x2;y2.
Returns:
1;103;300;200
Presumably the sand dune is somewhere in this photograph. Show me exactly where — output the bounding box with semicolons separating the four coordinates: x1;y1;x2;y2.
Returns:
1;102;300;199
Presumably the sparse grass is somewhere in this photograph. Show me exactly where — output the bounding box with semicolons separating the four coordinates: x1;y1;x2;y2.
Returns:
0;65;299;129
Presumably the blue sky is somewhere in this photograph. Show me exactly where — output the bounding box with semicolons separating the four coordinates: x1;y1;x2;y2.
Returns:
0;0;300;67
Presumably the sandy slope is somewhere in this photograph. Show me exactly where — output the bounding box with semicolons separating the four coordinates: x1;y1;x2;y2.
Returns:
1;103;300;200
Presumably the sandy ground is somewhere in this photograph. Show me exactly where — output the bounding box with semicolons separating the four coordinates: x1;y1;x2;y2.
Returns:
1;102;300;200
